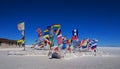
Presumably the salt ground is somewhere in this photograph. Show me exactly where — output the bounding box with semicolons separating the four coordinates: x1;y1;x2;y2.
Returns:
0;47;120;69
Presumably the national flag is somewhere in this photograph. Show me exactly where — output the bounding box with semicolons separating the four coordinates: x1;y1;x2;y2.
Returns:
43;29;49;35
57;34;62;39
36;28;42;37
72;29;78;36
57;29;61;36
71;36;78;40
43;34;49;38
44;29;48;33
53;24;60;28
17;39;24;43
56;34;62;45
21;30;24;36
66;39;72;44
91;45;97;50
36;28;41;33
80;39;88;47
44;39;50;45
55;28;60;35
17;22;24;30
50;36;54;46
89;39;98;50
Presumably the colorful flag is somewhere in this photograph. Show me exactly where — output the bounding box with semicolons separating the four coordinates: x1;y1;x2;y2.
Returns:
44;39;50;45
71;36;78;40
53;24;60;28
17;39;24;43
44;29;48;33
80;39;88;47
89;39;98;50
36;28;41;33
50;36;54;46
66;39;72;44
43;34;49;38
36;28;42;37
56;34;62;45
55;28;61;35
17;22;24;31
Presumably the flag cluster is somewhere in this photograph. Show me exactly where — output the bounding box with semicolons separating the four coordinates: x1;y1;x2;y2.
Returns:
30;24;98;52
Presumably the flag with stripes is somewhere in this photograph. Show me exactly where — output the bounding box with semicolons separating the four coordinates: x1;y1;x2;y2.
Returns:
53;24;60;28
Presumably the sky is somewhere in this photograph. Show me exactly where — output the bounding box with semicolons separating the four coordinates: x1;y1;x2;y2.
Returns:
0;0;120;46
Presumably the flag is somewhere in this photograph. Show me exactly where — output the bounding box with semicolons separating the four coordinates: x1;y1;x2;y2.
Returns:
57;29;61;36
80;39;88;47
66;39;72;44
50;36;54;46
43;34;49;38
44;29;48;33
21;30;24;36
17;22;24;31
36;28;41;33
89;39;98;50
72;29;78;36
57;34;62;45
53;24;60;28
36;28;42;37
44;39;50;45
17;39;24;43
71;36;78;40
55;28;61;35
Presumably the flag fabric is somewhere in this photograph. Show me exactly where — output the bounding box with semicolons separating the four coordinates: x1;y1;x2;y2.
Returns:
44;29;48;33
36;28;41;33
50;36;54;46
21;30;24;36
36;28;42;37
17;22;24;31
49;28;54;37
66;39;72;44
62;43;67;49
43;34;49;38
55;28;61;35
80;39;88;46
57;29;61;36
56;34;62;45
44;39;50;45
17;39;24;43
89;39;98;50
71;36;78;40
72;29;78;36
38;32;42;37
53;24;60;28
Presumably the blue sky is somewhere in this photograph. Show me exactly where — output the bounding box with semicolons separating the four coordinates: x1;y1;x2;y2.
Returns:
0;0;120;46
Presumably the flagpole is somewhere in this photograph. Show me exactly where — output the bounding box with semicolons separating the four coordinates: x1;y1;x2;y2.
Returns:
22;23;25;51
23;30;25;51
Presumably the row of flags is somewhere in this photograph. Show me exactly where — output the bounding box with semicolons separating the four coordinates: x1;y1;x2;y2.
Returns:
16;23;98;52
